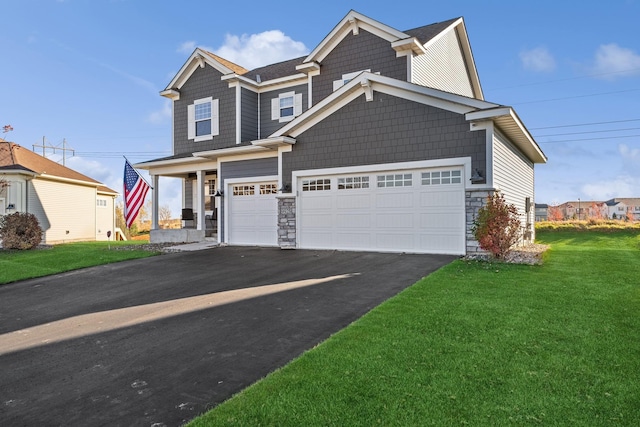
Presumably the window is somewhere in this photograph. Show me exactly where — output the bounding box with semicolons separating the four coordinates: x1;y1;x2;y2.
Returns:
205;179;216;196
260;184;278;195
338;176;369;189
233;185;255;196
188;97;219;142
333;69;372;91
422;170;461;185
97;199;107;208
302;179;331;191
377;174;412;188
272;92;303;122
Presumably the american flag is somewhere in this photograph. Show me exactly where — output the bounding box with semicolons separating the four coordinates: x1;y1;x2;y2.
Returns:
123;160;150;228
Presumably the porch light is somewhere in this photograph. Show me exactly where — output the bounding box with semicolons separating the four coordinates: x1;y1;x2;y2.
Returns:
214;189;224;197
278;184;291;193
470;168;484;183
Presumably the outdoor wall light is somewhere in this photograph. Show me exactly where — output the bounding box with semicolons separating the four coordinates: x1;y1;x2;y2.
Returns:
278;184;291;192
214;189;224;197
470;168;484;183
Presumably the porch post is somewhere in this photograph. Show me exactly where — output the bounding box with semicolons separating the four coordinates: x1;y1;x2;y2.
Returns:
151;174;159;230
196;170;206;231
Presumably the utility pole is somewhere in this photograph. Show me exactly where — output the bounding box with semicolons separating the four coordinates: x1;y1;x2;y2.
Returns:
33;137;75;166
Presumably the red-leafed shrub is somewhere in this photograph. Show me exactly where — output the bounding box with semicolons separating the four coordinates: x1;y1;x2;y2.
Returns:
0;212;43;250
472;192;522;259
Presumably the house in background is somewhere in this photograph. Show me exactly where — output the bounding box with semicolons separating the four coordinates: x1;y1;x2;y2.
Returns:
535;203;548;221
605;198;640;220
0;139;118;244
137;10;546;255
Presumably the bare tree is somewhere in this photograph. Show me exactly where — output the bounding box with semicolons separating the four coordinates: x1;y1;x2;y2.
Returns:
158;205;173;228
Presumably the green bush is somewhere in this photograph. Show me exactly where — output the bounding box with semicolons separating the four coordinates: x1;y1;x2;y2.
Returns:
472;191;521;259
0;212;43;250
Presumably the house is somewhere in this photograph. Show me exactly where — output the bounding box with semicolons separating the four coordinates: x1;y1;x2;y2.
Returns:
557;200;608;220
605;198;640;220
535;203;548;221
137;10;547;255
0;139;118;244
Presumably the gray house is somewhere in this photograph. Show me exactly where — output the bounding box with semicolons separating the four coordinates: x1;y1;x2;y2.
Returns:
137;10;546;255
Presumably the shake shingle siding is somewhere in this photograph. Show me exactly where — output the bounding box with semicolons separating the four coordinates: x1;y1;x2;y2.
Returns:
241;87;258;142
312;30;407;103
282;92;486;184
173;65;236;154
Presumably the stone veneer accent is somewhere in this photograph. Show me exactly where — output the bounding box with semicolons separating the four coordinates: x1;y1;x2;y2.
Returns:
465;189;495;255
277;196;296;249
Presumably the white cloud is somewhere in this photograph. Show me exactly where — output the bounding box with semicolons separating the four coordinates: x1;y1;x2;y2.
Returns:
519;47;556;72
582;175;640;200
67;156;114;184
214;30;308;69
147;100;172;124
177;41;198;55
590;43;640;79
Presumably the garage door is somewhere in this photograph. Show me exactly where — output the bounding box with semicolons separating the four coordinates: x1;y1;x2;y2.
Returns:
227;181;278;246
298;168;465;254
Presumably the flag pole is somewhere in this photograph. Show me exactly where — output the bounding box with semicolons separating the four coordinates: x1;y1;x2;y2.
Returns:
123;155;154;189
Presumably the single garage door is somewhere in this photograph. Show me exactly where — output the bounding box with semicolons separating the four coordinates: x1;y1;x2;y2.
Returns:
298;168;465;254
227;181;278;246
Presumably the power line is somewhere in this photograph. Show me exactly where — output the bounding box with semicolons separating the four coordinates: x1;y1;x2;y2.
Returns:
511;88;640;106
487;67;640;91
529;118;640;130
537;134;640;143
534;127;640;138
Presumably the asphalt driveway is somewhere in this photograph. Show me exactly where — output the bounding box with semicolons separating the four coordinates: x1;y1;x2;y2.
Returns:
0;246;455;426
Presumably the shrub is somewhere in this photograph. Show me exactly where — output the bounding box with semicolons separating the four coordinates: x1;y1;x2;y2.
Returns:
472;191;522;259
0;212;43;250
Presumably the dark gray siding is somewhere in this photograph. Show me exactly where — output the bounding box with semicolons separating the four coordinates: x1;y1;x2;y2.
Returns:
282;92;486;185
259;84;308;138
173;65;236;154
313;29;407;104
241;87;258;142
219;157;278;240
183;179;193;209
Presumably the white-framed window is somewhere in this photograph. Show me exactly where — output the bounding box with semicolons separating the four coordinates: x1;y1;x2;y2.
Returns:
271;91;303;123
260;183;278;195
333;69;372;91
377;174;412;188
96;198;108;208
338;176;369;190
205;179;216;196
421;170;461;185
302;179;331;191
233;185;255;196
188;97;219;142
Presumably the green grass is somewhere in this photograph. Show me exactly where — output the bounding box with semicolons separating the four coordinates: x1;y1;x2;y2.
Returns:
189;230;640;426
0;241;159;284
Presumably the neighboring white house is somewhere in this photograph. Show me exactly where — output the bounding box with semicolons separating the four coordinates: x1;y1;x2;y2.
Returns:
0;139;118;244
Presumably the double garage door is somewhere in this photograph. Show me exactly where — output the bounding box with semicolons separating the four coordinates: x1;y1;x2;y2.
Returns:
298;167;466;255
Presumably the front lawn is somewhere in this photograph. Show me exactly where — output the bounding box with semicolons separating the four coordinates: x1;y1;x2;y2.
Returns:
0;241;159;285
189;230;640;426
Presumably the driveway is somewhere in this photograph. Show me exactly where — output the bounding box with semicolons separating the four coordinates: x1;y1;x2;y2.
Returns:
0;246;456;426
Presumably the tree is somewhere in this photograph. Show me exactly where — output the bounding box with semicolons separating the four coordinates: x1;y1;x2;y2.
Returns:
158;205;173;228
548;205;563;221
589;202;604;220
115;202;133;239
472;191;522;259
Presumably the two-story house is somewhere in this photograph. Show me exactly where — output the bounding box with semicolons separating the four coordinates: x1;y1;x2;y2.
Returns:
137;10;546;255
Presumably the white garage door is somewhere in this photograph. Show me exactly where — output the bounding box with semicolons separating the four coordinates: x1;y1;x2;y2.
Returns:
298;168;465;254
227;181;278;246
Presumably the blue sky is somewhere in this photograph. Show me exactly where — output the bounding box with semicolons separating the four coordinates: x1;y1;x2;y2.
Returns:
2;0;639;215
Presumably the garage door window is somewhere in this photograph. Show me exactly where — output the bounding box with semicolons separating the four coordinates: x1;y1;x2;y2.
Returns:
338;176;369;189
377;174;412;188
302;179;331;191
260;183;278;194
422;170;461;185
233;185;255;196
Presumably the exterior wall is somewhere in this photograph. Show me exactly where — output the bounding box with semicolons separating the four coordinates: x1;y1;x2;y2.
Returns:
173;65;237;154
411;29;474;97
260;83;308;138
277;196;296;248
492;130;535;241
219;157;279;241
241;87;258;142
28;179;97;244
0;176;27;213
312;29;408;104
282;92;486;187
96;195;115;241
466;189;494;254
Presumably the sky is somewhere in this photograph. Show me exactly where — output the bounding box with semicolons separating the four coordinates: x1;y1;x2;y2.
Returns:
2;0;639;216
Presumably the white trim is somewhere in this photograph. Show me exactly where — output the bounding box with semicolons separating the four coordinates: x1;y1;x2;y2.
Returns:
236;85;241;144
165;49;241;91
222;73;308;93
469;120;494;188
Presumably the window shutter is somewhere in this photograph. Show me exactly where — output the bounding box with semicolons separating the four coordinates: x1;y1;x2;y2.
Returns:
211;99;219;136
271;98;280;120
187;104;195;140
294;93;303;116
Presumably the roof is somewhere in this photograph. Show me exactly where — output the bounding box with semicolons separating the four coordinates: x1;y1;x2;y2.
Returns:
199;50;248;75
403;18;461;44
0;140;118;193
605;198;640;206
242;56;307;82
